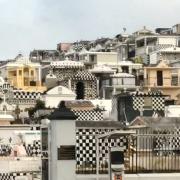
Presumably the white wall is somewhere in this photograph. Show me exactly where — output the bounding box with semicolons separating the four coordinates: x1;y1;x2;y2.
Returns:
165;105;180;117
44;95;75;108
77;173;180;180
97;53;118;65
158;37;177;46
0;129;40;144
50;120;76;180
150;53;158;64
44;86;76;108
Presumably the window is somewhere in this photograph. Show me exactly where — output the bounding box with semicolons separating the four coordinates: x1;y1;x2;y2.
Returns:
58;87;62;94
102;79;110;86
157;71;163;86
171;75;178;86
121;66;129;73
112;78;122;85
31;70;34;76
19;70;22;76
90;55;96;62
3;105;7;111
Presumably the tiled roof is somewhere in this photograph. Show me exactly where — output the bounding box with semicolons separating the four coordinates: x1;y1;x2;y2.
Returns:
50;60;84;68
72;70;96;80
65;100;95;110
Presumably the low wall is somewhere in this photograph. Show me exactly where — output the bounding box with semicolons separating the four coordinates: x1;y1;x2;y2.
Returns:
77;173;180;180
126;173;180;180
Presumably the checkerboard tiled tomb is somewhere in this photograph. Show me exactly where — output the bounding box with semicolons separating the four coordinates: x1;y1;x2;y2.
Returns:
76;128;128;172
50;63;97;99
0;172;32;180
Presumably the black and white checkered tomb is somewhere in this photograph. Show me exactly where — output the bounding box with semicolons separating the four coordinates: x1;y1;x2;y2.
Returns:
13;91;41;99
132;91;165;111
73;110;103;121
24;140;41;157
76;129;128;169
0;172;32;180
51;65;97;99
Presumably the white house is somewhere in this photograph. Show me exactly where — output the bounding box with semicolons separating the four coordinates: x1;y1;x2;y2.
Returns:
150;47;180;65
44;86;76;108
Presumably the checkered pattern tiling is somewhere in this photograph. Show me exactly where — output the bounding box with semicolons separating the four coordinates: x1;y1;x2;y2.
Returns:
132;96;144;110
72;70;96;81
24;140;41;157
154;128;180;152
30;126;41;131
73;110;103;121
11;172;31;180
0;173;12;180
0;144;11;155
13;91;41;99
76;129;128;168
132;91;165;111
71;80;97;99
52;67;97;99
152;97;165;111
0;172;31;180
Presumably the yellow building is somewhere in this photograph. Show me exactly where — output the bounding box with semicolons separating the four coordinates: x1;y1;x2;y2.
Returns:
143;60;180;100
1;55;46;92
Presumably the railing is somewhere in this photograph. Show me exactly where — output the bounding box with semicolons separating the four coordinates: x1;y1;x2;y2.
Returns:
76;131;180;174
128;134;180;173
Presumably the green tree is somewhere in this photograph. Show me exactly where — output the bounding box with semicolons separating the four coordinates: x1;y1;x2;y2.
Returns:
28;99;45;117
134;56;143;64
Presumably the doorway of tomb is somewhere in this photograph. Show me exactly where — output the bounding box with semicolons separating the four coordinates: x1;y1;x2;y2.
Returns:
76;81;85;99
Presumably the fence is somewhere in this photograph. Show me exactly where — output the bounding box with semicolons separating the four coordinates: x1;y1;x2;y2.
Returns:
127;133;180;173
76;128;180;174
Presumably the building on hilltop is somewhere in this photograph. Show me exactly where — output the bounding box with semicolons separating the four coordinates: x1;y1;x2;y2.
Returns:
30;49;61;63
46;59;97;100
0;55;46;93
143;59;180;100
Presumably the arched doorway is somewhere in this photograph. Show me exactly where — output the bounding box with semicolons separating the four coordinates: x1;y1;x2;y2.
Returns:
76;81;85;99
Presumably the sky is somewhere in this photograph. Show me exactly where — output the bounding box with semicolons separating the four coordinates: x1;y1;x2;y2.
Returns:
0;0;180;60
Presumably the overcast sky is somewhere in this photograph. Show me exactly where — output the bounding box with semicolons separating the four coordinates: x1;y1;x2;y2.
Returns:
0;0;179;60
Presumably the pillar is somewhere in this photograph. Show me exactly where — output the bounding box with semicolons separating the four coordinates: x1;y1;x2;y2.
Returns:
48;102;77;180
68;79;71;89
103;87;105;99
97;77;100;98
38;67;41;86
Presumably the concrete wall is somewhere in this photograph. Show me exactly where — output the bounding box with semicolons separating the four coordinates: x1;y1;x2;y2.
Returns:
50;120;76;180
125;173;180;180
97;53;118;65
44;95;75;108
147;69;171;86
77;173;180;180
158;37;177;45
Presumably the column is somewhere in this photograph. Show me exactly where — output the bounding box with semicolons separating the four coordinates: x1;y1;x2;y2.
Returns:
38;67;41;86
103;87;105;99
178;70;180;86
129;67;132;74
113;87;116;95
68;79;71;89
144;37;147;47
16;69;19;87
97;77;100;98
